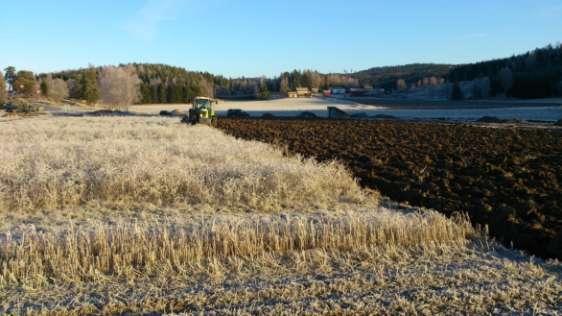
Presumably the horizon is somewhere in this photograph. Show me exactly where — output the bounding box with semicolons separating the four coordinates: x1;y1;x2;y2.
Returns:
1;1;561;77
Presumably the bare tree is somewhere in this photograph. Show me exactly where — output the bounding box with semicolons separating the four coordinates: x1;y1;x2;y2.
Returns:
198;76;215;98
41;75;69;101
50;78;69;101
325;74;359;88
396;79;407;91
279;76;289;95
98;66;140;108
308;71;323;90
429;77;440;86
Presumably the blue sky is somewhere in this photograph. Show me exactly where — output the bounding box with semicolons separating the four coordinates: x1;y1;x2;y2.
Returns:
1;0;561;77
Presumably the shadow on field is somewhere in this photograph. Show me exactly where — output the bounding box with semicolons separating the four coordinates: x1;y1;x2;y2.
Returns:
52;110;158;117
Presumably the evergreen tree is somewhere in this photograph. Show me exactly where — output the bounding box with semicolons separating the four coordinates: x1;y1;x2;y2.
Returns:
13;71;37;96
3;66;16;92
0;71;6;104
498;67;513;95
140;83;152;103
166;84;175;103
257;80;270;99
158;84;167;103
448;44;562;98
40;79;49;97
450;82;463;100
279;76;289;95
80;67;99;104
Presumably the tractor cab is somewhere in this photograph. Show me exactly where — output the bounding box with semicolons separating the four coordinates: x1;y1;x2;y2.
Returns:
183;97;218;125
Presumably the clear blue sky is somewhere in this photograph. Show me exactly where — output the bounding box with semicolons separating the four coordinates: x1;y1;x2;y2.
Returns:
1;0;561;77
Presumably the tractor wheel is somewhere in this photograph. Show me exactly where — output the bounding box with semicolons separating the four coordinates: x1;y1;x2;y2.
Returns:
187;109;199;125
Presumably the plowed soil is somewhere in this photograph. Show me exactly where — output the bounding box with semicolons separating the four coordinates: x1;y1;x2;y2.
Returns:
217;119;562;259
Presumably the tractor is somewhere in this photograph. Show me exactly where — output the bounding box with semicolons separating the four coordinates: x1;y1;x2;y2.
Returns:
182;97;218;125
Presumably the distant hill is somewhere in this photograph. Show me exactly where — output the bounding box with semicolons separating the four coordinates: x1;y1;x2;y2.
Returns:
349;44;562;99
448;44;562;98
351;63;453;90
38;44;562;103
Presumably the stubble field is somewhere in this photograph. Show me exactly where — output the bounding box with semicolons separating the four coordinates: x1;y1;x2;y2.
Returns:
0;117;560;314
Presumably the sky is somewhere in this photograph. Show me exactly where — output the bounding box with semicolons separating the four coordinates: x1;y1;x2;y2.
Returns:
0;0;561;77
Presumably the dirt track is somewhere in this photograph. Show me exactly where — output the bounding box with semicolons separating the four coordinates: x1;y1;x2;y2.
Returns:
217;118;562;260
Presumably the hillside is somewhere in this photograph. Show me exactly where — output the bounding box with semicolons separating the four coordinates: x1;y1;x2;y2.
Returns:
351;63;452;90
448;44;562;98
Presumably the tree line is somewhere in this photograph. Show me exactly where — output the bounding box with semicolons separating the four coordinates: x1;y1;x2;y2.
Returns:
214;70;360;99
46;65;364;103
2;64;363;105
48;64;215;105
1;66;135;106
3;44;561;105
448;44;562;98
352;63;452;91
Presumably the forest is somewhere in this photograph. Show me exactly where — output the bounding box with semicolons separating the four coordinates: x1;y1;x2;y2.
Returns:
448;44;562;98
3;44;561;105
39;65;359;104
351;63;452;91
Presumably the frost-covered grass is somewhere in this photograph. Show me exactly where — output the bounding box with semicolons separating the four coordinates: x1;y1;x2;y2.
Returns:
0;117;370;215
0;117;559;315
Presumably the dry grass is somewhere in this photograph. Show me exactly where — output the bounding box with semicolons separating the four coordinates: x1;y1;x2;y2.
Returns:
0;209;471;289
0;117;560;315
0;117;371;216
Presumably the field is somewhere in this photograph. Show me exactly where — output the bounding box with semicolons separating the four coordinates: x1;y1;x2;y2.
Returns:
217;119;562;260
215;97;372;112
0;117;561;314
128;97;377;116
127;97;562;117
346;97;562;109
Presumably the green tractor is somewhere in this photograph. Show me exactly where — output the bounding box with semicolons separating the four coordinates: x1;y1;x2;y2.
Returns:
182;97;218;125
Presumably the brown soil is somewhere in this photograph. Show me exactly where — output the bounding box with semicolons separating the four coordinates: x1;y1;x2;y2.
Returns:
217;118;562;259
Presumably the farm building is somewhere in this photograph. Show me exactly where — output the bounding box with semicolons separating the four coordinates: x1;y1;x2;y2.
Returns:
331;87;347;98
288;87;312;98
296;87;312;97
